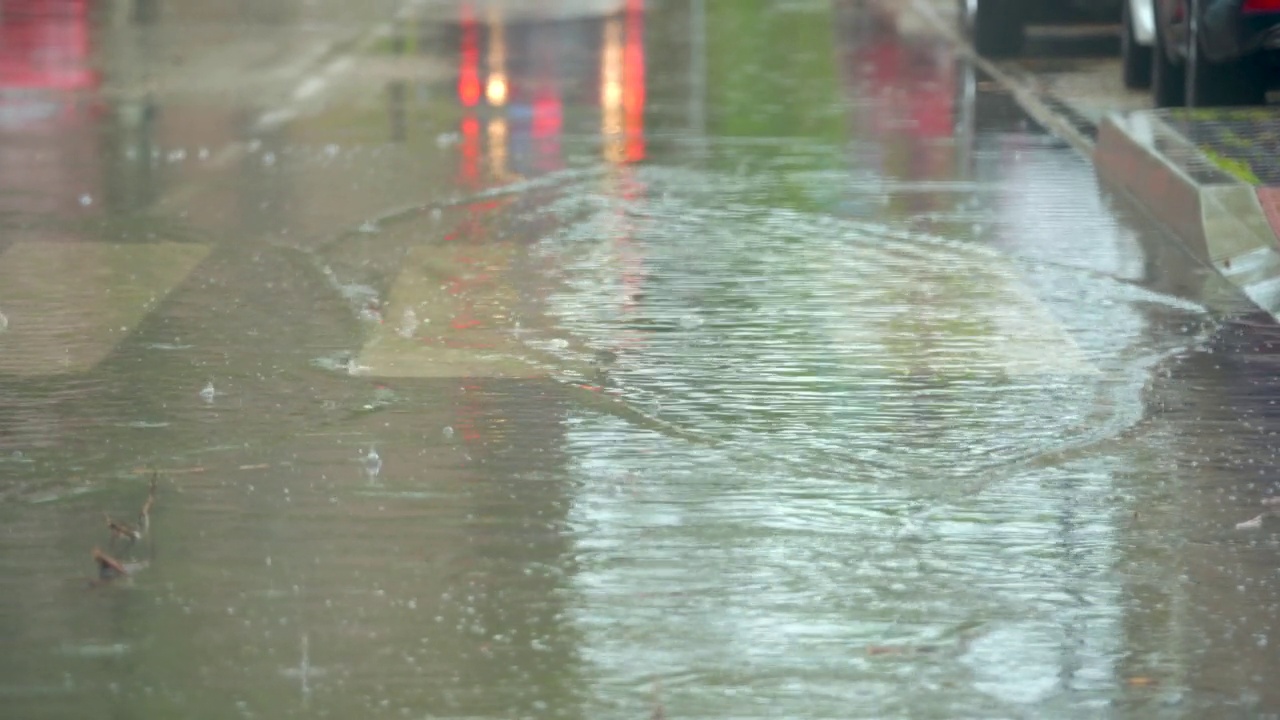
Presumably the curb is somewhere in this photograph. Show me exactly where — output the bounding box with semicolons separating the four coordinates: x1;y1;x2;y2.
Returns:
906;0;1280;319
1095;112;1280;316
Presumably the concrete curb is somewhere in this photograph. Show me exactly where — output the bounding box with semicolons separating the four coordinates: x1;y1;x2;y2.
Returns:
1095;112;1280;316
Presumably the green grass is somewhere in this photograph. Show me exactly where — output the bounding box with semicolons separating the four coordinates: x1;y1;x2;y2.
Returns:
1200;148;1262;185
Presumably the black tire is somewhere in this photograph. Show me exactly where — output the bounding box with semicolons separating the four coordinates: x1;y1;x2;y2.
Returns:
1121;1;1152;89
1186;50;1268;107
1151;13;1185;107
961;0;1025;58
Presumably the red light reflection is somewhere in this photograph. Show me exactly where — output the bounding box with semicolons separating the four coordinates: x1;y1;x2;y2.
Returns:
622;0;645;162
458;15;482;108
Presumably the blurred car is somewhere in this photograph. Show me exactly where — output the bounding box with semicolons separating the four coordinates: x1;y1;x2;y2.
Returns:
958;0;1123;57
1150;0;1280;106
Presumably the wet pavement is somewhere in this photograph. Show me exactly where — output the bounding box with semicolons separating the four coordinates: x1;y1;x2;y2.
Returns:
4;0;1280;717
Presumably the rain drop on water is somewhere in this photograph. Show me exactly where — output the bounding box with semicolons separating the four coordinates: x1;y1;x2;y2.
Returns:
397;308;419;339
361;446;382;481
200;381;217;403
78;194;93;207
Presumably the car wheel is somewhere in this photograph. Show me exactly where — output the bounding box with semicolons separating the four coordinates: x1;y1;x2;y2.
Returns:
960;0;1025;57
1151;10;1185;107
1121;0;1152;89
1186;44;1267;107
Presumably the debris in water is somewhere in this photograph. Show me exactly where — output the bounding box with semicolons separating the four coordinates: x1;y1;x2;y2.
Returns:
105;473;157;545
91;547;128;583
1126;676;1159;687
105;514;141;544
139;473;157;535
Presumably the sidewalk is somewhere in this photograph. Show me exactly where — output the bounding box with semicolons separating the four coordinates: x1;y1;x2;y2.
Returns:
1096;109;1280;316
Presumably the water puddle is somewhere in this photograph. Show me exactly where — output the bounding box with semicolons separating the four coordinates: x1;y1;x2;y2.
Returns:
0;0;1275;717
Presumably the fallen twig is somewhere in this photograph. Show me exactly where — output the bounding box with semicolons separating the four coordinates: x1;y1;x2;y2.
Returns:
91;547;128;583
139;473;156;535
105;473;158;545
105;513;142;544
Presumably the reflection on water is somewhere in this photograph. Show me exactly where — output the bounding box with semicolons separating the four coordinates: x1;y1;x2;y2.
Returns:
1;0;1279;718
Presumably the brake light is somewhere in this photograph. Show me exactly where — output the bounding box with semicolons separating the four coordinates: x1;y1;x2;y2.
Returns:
1244;0;1280;13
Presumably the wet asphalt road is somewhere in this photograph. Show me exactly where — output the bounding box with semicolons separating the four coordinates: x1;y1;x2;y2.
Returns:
3;0;1280;717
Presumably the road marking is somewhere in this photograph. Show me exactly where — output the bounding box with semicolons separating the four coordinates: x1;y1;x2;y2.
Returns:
0;242;210;375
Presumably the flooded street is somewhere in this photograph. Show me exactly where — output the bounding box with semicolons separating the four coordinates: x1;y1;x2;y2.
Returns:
4;0;1280;717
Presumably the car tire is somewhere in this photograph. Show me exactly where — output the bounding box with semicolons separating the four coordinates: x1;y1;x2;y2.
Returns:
1151;12;1185;107
1186;51;1267;107
1121;0;1152;89
960;0;1025;57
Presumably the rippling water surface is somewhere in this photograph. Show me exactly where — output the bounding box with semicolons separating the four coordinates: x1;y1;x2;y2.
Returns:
2;1;1280;718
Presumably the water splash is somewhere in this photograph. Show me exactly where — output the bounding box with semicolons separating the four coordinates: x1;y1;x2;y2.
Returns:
360;446;382;482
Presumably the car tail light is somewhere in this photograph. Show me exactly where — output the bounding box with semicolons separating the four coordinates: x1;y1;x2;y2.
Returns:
1244;0;1280;12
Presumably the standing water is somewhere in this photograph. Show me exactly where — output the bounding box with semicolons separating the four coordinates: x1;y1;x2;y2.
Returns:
0;0;1278;718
